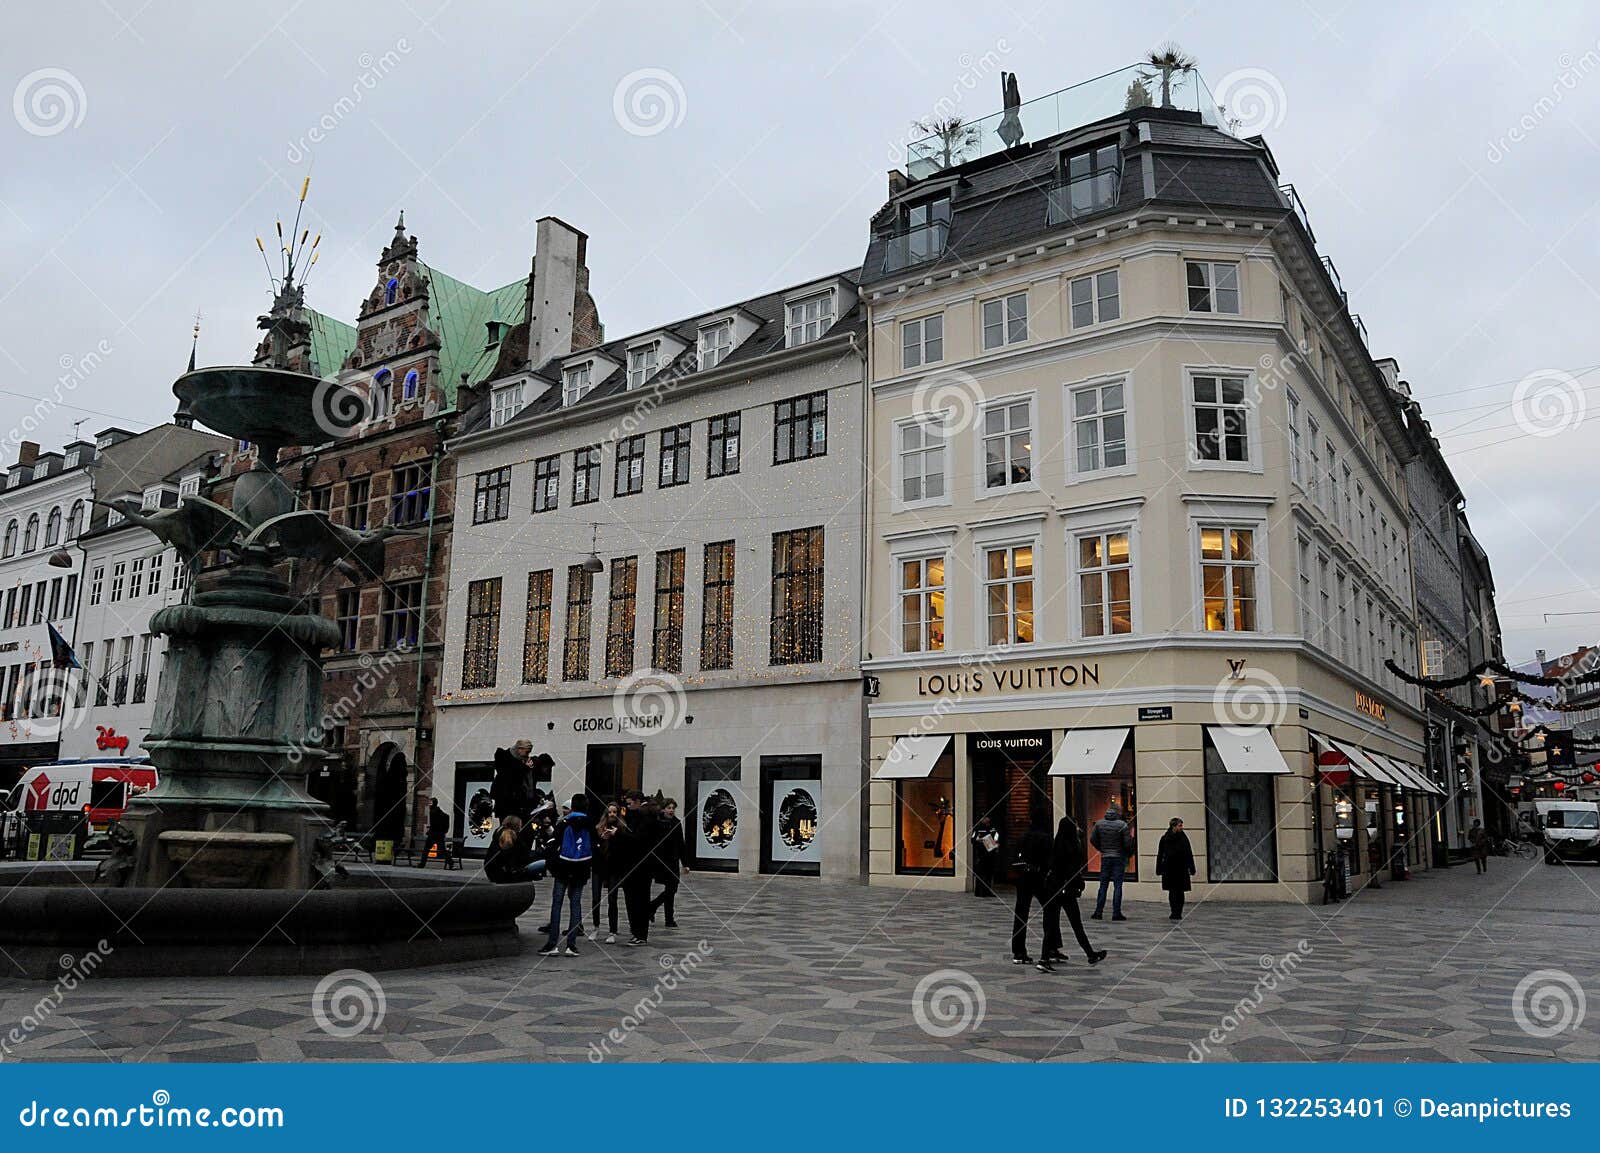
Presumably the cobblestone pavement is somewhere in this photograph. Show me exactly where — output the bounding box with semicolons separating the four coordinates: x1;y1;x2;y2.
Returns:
2;854;1597;1063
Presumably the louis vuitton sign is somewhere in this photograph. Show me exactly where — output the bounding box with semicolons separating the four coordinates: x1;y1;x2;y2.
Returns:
917;663;1101;697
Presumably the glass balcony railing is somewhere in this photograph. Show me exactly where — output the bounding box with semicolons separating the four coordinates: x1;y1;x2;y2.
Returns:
904;62;1221;179
882;219;949;273
1046;167;1121;225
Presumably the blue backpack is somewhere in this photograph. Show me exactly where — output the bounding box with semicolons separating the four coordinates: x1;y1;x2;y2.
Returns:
560;815;594;862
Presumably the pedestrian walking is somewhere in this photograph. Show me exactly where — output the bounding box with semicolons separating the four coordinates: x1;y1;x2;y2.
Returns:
1010;810;1054;966
970;816;1001;898
648;798;687;928
417;798;450;868
538;795;595;957
1037;814;1106;972
1155;817;1196;920
613;791;660;946
591;801;624;942
1089;804;1133;921
1468;820;1489;874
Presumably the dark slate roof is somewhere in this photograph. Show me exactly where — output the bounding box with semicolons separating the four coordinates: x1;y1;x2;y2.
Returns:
464;273;863;433
860;107;1285;287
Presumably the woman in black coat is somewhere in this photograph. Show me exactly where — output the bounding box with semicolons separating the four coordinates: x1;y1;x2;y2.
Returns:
1038;815;1107;972
1155;817;1196;920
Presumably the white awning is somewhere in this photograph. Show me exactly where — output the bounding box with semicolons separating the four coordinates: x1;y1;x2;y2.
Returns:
1048;727;1130;777
1208;726;1292;775
1387;757;1444;796
874;733;952;781
1330;738;1399;786
1369;752;1420;791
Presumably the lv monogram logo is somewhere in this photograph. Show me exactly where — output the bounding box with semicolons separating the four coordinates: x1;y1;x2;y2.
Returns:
1227;659;1247;679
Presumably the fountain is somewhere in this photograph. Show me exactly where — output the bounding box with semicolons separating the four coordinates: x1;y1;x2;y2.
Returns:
0;354;537;978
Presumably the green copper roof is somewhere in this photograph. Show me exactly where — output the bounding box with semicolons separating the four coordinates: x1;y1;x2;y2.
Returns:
304;266;525;408
308;310;357;377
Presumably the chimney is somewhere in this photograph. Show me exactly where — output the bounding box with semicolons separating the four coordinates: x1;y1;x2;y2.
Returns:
888;169;908;197
1373;357;1402;392
16;441;39;468
527;217;590;368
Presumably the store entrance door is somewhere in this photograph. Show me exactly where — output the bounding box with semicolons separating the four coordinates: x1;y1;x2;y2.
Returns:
967;731;1052;880
585;743;643;810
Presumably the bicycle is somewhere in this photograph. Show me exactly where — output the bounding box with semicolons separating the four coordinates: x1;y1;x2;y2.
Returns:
1492;836;1536;860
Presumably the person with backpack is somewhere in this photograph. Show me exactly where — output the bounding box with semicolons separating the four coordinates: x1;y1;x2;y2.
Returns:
1090;804;1133;921
538;794;595;956
1010;809;1055;967
648;798;687;929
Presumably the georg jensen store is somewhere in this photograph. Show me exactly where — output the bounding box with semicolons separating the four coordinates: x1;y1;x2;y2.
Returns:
865;651;1430;903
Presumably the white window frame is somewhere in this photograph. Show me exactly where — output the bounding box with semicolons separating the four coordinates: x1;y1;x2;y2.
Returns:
1286;388;1303;489
1296;533;1313;639
1065;373;1134;484
981;291;1028;351
562;363;593;407
1185;501;1271;635
896;551;948;655
178;474;201;498
63;450;79;469
785;291;836;348
893;415;950;511
1070;520;1138;640
1186;259;1241;314
980;540;1037;649
975;392;1037;499
697;321;733;371
900;313;944;370
491;382;525;428
1069;268;1120;329
626;342;659;390
1184;366;1260;474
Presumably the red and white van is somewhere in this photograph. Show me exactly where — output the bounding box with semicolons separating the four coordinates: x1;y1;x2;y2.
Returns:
2;758;158;845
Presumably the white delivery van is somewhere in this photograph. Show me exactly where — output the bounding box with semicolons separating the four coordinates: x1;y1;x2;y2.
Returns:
1534;799;1600;864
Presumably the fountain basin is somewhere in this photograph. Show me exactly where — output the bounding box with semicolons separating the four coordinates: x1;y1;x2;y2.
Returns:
0;865;538;978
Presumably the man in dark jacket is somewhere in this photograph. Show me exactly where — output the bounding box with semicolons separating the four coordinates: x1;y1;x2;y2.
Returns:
491;740;535;819
417;798;451;868
612;791;659;945
648;798;687;928
1155;817;1196;919
539;795;594;956
1011;810;1054;966
1039;815;1107;971
1090;804;1133;921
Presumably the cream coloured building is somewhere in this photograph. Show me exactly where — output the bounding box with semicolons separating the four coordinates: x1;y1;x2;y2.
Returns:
860;69;1442;903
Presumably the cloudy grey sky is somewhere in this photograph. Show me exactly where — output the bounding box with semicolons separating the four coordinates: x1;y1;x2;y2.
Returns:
3;0;1598;663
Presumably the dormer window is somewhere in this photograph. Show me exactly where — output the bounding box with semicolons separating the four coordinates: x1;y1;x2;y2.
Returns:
1050;142;1120;223
106;505;124;528
6;472;19;489
96;433;114;449
885;195;950;272
627;343;659;390
563;363;594;406
64;450;79;469
403;369;420;400
384;277;400;306
785;292;836;348
490;382;524;428
698;322;733;372
32;463;48;481
178;475;201;498
142;487;162;511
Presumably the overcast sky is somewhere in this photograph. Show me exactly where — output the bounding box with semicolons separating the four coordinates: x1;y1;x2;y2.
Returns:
3;1;1598;663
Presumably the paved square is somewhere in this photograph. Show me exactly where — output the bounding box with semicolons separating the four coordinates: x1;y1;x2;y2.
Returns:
2;857;1597;1062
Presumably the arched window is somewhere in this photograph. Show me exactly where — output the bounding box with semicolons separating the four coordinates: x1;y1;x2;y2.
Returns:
384;278;399;306
2;520;16;558
403;369;420;400
44;506;61;547
65;500;83;541
22;514;38;552
369;369;392;420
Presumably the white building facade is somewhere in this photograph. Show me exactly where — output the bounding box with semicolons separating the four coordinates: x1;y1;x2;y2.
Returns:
433;273;869;879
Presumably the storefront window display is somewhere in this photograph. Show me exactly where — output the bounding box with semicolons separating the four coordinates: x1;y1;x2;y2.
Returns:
685;756;741;872
968;731;1052;876
1202;731;1278;882
1068;742;1137;879
896;745;956;875
761;755;822;876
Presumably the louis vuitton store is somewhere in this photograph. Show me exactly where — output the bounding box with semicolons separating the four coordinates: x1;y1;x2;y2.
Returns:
864;648;1431;903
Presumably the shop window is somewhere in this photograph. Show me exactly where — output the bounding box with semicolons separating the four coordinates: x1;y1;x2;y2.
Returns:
1202;730;1278;882
1067;739;1138;880
895;744;956;876
685;757;741;872
968;731;1052;877
760;756;822;876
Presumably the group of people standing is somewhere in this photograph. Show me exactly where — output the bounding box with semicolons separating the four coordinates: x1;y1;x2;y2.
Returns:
480;741;689;956
994;805;1199;973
